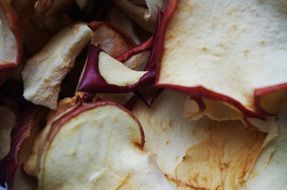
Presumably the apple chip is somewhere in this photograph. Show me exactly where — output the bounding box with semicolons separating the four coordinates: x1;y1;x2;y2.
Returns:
133;90;271;189
245;103;287;189
22;23;93;110
156;0;287;118
37;102;174;190
89;22;135;58
0;1;22;69
77;45;154;94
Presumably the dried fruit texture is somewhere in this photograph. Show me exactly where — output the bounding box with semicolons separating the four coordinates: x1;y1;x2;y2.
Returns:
37;103;174;190
0;1;22;70
90;22;135;58
22;24;93;110
113;0;164;32
133;90;269;189
156;0;287;118
77;46;154;94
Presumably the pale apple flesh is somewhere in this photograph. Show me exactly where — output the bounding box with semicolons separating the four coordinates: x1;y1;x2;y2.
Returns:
22;23;93;110
132;90;282;189
0;1;22;70
156;0;287;118
37;102;174;190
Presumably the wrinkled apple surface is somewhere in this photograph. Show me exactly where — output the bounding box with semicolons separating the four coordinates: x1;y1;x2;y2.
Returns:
0;1;22;69
157;0;287;117
22;23;93;110
133;90;271;189
38;103;174;190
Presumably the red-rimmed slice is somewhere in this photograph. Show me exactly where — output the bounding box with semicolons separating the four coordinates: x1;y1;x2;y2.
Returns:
77;45;155;94
132;90;281;189
155;0;287;119
35;102;173;190
22;23;93;110
0;1;22;71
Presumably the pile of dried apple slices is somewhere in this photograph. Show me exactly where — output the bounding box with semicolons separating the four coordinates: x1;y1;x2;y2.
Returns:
1;0;287;190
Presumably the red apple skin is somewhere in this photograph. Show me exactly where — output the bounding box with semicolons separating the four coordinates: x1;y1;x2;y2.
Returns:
46;101;145;149
6;106;38;190
77;45;155;94
117;36;154;62
153;0;287;119
0;1;23;70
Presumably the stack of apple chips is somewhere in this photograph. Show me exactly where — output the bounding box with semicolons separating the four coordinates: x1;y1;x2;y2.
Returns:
1;0;287;189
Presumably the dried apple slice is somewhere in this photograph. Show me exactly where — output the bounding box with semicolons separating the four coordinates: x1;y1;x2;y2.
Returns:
156;0;287;118
37;102;174;190
89;22;135;58
77;45;154;94
132;90;270;189
245;103;287;189
0;1;22;70
22;23;93;110
113;0;164;32
6;107;46;190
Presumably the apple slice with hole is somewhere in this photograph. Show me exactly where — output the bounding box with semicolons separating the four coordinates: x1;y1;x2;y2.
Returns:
0;1;22;71
132;90;277;189
22;23;93;110
77;45;154;94
155;0;287;119
36;102;174;190
113;0;165;32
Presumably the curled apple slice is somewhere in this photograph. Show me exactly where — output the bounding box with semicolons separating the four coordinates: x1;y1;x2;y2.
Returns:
133;90;271;189
0;1;22;70
37;102;174;190
22;23;93;110
156;0;287;118
77;45;154;94
113;0;164;32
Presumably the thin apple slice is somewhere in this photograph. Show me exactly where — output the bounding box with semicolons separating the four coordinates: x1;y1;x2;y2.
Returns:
133;90;270;189
37;102;174;190
156;0;287;118
89;22;135;58
0;1;22;70
113;0;165;32
245;102;287;189
77;45;154;94
22;23;93;110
